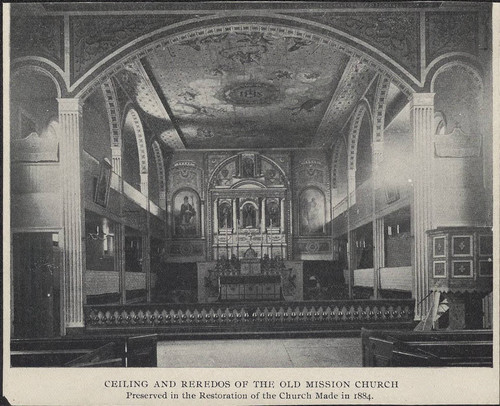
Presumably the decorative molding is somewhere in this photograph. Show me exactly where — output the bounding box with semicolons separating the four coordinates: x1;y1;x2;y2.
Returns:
125;109;148;175
152;141;167;209
331;139;344;189
347;103;368;171
313;57;375;147
372;75;391;144
100;79;121;148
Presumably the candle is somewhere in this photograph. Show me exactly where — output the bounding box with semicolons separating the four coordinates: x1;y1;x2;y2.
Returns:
225;218;229;258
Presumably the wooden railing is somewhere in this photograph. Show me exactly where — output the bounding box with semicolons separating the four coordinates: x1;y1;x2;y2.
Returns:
84;299;415;333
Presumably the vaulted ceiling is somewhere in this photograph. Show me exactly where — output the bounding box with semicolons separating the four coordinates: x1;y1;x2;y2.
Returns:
114;30;379;150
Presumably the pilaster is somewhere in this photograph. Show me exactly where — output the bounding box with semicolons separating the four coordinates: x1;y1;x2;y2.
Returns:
58;98;85;329
111;146;122;193
410;92;435;319
373;217;385;298
115;224;126;304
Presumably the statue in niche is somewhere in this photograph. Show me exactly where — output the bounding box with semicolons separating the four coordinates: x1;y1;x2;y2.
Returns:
242;204;257;228
242;157;255;178
218;203;233;229
266;200;281;227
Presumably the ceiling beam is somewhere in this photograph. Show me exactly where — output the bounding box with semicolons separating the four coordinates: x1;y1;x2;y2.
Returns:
128;58;187;150
312;56;376;149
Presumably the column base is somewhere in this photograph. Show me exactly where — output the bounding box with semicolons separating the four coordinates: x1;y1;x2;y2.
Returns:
65;326;86;336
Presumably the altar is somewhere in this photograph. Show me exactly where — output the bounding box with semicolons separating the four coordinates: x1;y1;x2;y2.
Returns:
197;253;303;303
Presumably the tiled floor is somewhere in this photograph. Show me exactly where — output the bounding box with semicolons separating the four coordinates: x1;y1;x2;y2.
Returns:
158;337;361;368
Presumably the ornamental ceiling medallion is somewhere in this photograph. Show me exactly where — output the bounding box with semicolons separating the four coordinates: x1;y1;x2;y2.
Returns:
223;82;279;106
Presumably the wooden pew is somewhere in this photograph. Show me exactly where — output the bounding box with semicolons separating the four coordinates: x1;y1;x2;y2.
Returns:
127;334;158;367
11;334;158;368
361;329;493;367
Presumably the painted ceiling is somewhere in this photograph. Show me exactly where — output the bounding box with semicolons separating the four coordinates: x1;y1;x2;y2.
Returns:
116;30;379;149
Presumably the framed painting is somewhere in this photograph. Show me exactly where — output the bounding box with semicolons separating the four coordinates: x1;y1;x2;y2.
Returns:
94;159;112;207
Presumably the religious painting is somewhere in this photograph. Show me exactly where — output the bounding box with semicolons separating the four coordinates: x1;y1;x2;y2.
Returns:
173;189;200;237
94;159;112;207
242;156;255;178
218;201;233;229
240;202;257;228
299;187;325;235
266;199;281;228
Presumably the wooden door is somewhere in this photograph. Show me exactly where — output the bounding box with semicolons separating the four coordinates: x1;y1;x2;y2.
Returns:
12;233;61;338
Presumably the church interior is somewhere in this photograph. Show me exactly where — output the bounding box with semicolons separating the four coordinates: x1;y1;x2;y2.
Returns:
7;2;494;368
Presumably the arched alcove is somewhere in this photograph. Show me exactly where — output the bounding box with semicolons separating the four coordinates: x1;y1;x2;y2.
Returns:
10;69;59;144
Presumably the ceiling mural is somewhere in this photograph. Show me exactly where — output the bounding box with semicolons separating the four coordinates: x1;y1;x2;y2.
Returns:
127;31;352;149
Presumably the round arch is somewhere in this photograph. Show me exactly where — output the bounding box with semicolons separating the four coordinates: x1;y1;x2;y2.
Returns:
73;15;416;100
12;62;65;98
207;153;290;191
429;60;484;94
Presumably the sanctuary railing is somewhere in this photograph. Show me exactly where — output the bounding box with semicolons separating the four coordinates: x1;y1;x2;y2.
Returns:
83;298;415;334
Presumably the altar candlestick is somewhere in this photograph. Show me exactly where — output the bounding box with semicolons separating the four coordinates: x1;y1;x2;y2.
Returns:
225;218;229;258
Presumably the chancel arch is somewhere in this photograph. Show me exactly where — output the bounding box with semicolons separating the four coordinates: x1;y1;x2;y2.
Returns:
7;4;494;368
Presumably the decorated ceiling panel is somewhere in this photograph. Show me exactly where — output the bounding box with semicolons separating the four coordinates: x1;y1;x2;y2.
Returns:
140;31;351;149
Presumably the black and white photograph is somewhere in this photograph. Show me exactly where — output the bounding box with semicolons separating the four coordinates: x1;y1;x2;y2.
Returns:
2;1;499;405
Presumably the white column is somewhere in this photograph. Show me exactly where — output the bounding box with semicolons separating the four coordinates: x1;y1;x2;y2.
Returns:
411;93;435;319
159;192;166;211
140;173;148;196
115;224;126;304
261;198;266;233
348;170;356;205
371;141;383;299
232;199;237;231
280;198;285;232
201;200;205;237
373;217;385;298
58;98;85;330
143;234;151;302
214;199;219;232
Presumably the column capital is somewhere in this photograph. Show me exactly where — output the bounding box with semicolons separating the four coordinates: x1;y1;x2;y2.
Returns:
57;97;83;113
410;92;435;108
